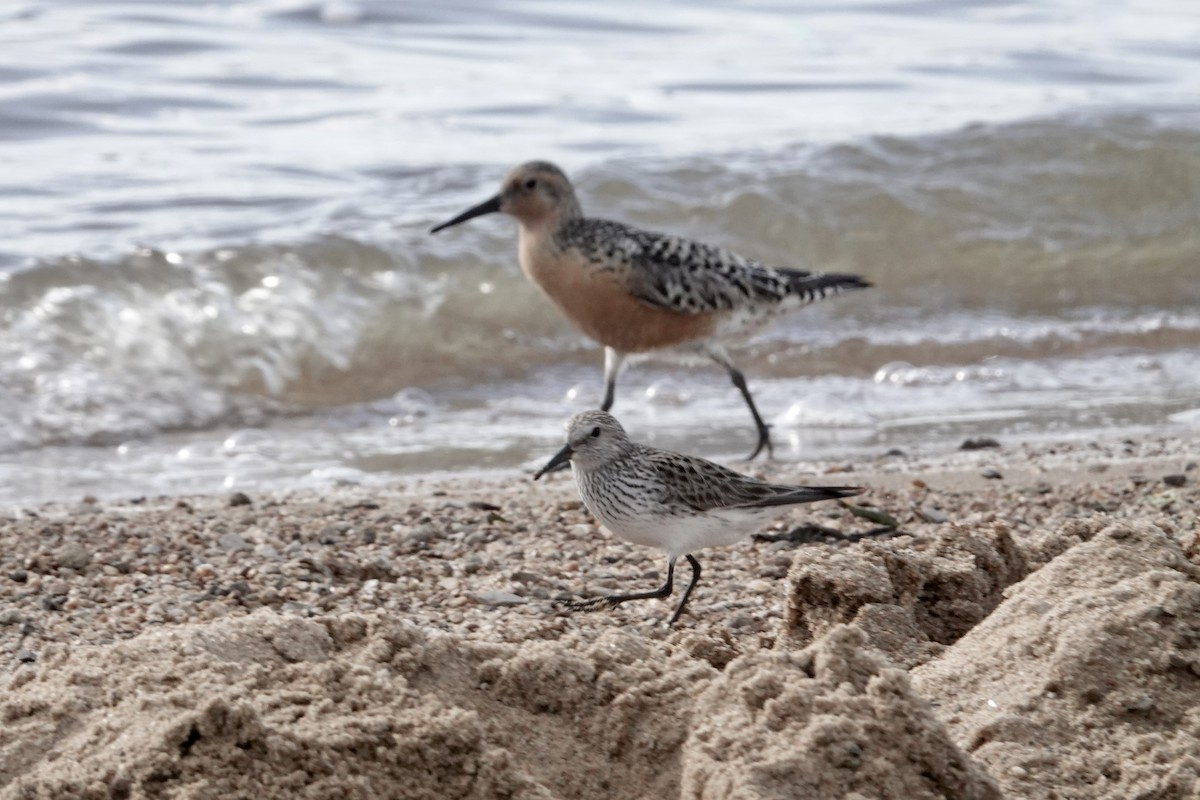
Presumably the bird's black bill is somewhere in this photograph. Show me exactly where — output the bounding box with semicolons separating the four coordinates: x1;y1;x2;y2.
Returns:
429;194;503;233
533;443;573;480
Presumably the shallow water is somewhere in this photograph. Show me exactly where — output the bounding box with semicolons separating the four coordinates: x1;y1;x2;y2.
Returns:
2;0;1199;503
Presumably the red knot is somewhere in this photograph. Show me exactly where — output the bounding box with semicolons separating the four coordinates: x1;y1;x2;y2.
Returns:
431;161;871;460
534;410;864;625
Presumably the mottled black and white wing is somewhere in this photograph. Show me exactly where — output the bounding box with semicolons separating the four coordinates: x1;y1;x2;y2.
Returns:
558;218;869;316
642;446;862;513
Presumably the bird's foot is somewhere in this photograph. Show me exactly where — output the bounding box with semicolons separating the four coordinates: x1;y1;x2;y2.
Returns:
744;425;774;461
556;596;615;614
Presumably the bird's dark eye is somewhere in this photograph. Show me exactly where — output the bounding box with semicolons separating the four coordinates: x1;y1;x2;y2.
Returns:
590;426;601;438
524;178;537;189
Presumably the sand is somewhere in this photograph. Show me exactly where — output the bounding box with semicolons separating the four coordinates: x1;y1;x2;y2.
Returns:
1;433;1198;798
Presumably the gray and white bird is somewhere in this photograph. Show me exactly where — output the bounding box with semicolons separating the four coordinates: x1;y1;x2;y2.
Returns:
431;161;871;460
534;410;864;625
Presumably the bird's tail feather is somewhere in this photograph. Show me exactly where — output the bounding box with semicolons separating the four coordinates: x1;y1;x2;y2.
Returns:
781;270;872;303
740;485;864;509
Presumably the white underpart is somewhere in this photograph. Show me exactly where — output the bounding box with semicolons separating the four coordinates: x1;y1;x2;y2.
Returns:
588;502;778;559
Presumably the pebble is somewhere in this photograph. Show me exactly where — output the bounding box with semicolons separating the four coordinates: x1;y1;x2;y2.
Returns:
961;437;1001;450
254;544;281;560
981;468;1003;480
472;591;528;607
467;501;501;511
17;650;37;663
1163;474;1186;488
727;612;754;629
54;543;92;571
405;524;439;543
228;492;253;507
318;522;352;543
1125;694;1154;713
917;506;950;523
0;609;21;625
219;533;248;552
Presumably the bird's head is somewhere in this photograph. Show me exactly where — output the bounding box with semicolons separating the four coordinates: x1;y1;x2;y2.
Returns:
430;161;581;234
534;410;633;478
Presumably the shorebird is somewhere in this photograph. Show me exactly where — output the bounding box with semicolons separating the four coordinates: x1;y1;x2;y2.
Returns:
430;161;870;460
534;410;863;625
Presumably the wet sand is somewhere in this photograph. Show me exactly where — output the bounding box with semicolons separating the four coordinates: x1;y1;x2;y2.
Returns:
2;432;1198;798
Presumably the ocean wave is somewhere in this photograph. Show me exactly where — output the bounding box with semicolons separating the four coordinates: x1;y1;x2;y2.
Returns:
2;115;1199;452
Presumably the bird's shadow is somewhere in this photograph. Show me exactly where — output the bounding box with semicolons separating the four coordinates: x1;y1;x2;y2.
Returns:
752;523;904;545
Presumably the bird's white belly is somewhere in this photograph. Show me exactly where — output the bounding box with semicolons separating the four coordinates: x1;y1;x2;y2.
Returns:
593;505;776;558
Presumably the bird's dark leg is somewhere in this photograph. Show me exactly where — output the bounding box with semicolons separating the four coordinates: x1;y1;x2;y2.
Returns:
600;347;625;411
604;555;676;607
536;348;623;477
567;555;702;625
666;555;702;626
540;350;625;478
710;353;773;460
607;554;702;626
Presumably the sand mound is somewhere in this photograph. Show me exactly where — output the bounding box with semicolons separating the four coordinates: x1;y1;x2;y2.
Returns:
1;609;994;799
914;520;1200;799
784;525;1027;668
681;626;1001;799
1;613;701;799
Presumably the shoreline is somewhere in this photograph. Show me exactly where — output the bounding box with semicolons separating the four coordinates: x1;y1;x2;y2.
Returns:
5;383;1197;510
